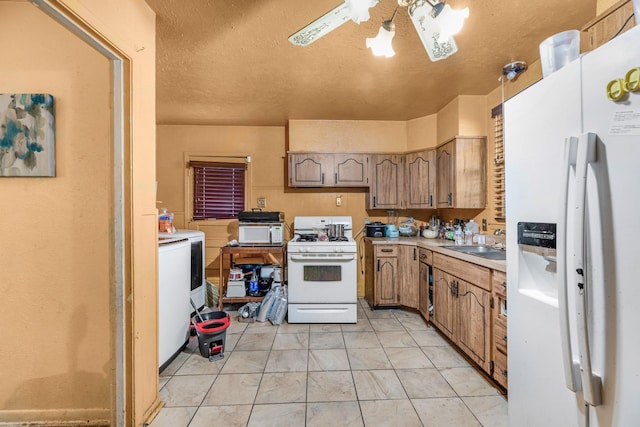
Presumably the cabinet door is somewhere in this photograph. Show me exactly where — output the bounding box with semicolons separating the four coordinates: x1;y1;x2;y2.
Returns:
289;153;332;187
432;268;455;339
419;261;430;320
375;256;399;305
436;143;454;207
405;150;436;209
457;280;491;371
399;246;419;309
369;154;404;209
334;154;369;187
454;138;486;209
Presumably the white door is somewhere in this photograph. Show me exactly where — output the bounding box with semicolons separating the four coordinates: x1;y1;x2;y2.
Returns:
505;58;585;427
578;25;640;427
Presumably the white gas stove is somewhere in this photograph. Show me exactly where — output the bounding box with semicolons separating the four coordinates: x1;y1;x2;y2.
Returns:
287;216;357;323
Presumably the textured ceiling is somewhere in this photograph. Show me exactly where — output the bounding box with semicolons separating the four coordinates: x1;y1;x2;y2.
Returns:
146;0;596;126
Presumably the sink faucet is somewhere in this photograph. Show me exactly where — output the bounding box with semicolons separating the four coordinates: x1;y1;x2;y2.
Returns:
494;229;506;236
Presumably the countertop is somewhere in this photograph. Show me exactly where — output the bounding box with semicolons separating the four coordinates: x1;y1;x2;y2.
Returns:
365;236;506;272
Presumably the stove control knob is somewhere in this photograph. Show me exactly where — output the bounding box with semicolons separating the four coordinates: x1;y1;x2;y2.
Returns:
335;247;343;253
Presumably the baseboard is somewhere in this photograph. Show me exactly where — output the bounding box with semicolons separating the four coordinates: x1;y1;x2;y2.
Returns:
0;408;109;426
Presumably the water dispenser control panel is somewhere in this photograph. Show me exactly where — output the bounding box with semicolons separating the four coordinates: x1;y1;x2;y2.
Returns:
517;222;556;249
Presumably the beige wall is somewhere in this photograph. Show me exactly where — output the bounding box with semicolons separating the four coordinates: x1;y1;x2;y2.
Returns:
1;1;157;426
407;114;438;151
288;120;407;152
437;95;487;144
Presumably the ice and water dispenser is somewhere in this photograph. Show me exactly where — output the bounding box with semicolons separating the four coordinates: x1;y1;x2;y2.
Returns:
516;222;559;306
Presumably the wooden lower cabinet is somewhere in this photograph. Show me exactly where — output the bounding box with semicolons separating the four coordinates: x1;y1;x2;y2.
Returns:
365;241;418;309
457;279;491;371
365;241;400;307
399;246;418;309
492;269;508;389
418;248;432;320
432;268;456;339
432;253;492;373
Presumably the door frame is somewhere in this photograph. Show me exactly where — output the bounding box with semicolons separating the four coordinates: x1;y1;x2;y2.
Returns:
31;1;129;425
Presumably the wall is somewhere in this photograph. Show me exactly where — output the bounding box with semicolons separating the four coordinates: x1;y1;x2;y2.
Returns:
0;2;111;423
407;114;438;151
288;120;407;152
0;1;157;426
157;125;378;296
436;95;487;144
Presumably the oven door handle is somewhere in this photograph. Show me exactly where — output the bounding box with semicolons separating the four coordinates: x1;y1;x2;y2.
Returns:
288;254;356;261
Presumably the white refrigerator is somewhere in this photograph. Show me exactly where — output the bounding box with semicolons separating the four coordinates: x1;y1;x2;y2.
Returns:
505;26;640;426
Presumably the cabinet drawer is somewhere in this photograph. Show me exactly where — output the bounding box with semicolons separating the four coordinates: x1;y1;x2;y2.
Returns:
493;347;508;387
418;248;433;265
494;316;507;354
492;270;507;296
433;253;490;290
376;245;398;257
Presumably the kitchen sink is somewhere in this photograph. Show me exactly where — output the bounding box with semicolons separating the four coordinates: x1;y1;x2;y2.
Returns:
446;245;507;260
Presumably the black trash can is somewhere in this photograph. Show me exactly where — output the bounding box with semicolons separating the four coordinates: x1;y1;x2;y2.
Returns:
192;311;230;361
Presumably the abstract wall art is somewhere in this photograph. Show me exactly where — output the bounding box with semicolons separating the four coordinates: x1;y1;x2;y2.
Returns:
0;94;55;177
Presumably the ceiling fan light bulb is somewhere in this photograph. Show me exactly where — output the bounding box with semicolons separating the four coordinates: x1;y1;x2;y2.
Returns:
437;4;469;38
366;26;396;57
346;0;378;23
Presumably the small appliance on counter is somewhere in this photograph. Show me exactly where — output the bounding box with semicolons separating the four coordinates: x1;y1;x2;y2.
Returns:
365;222;386;237
385;224;399;238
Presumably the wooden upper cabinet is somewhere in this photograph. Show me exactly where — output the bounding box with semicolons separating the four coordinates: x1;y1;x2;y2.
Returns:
368;154;404;209
436;137;486;209
333;153;369;186
405;150;437;209
288;153;369;187
583;0;636;52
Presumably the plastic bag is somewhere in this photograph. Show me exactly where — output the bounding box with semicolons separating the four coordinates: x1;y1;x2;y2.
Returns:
238;302;260;319
268;285;288;325
256;288;276;322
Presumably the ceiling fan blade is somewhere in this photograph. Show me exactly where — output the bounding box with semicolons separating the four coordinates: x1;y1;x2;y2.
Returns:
408;2;458;62
288;2;351;47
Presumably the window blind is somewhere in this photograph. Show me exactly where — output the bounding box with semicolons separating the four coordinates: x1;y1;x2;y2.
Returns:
190;161;246;220
492;105;505;222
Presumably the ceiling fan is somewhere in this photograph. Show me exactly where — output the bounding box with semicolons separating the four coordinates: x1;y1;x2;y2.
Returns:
288;0;469;61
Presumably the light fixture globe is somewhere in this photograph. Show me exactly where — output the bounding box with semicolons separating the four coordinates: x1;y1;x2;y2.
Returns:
435;4;469;42
346;0;379;23
366;22;396;57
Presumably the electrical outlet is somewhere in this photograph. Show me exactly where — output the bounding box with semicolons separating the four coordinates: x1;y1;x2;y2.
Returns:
336;196;342;207
257;197;266;209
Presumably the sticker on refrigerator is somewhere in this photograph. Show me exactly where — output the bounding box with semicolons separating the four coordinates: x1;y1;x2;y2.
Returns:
609;109;640;136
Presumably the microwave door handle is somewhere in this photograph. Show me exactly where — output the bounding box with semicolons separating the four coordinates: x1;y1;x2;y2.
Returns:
573;132;602;407
559;136;581;393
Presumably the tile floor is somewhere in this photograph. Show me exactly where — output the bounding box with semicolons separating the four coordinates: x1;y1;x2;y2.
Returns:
150;299;507;427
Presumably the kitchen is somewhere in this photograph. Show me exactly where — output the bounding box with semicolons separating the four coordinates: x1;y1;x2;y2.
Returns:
3;0;639;426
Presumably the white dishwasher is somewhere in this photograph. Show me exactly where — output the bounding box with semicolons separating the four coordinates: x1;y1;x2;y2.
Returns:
158;237;191;371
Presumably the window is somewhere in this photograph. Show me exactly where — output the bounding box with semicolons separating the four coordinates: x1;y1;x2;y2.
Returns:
492;104;505;222
190;161;246;220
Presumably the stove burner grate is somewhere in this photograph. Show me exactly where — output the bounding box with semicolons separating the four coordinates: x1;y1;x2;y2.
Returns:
295;233;318;242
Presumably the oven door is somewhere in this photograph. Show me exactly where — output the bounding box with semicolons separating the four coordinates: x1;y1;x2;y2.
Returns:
287;252;357;303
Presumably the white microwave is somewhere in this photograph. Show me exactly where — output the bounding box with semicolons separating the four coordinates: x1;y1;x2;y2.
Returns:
238;223;284;245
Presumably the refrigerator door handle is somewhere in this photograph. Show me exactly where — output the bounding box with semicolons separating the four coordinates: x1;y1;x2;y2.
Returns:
559;136;581;393
573;132;602;407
